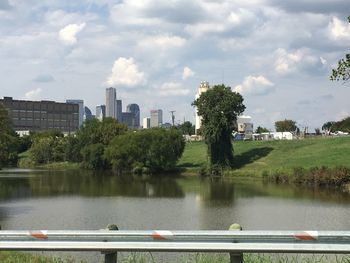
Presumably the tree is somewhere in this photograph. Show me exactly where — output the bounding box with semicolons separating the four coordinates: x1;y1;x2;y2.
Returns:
0;103;19;167
322;121;335;132
331;117;350;133
192;84;245;168
105;128;185;174
275;119;297;132
330;16;350;82
178;121;195;135
255;126;269;134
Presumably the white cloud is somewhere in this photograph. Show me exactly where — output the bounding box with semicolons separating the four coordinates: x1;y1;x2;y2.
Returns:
328;17;350;41
274;48;319;74
24;88;42;100
274;48;303;74
107;57;146;87
59;23;86;45
234;75;274;96
182;66;194;80
157;82;190;96
139;35;186;49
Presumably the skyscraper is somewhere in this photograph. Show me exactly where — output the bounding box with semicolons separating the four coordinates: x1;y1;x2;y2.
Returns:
150;109;163;128
84;106;93;121
106;87;116;119
66;99;84;127
126;103;140;128
116;100;122;122
96;105;106;121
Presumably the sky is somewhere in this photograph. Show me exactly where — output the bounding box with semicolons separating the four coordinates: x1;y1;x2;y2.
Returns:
0;0;349;131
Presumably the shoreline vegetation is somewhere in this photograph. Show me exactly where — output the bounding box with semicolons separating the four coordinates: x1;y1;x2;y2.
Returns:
16;136;350;191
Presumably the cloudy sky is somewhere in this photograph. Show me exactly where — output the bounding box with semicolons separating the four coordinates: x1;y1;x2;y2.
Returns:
0;0;349;130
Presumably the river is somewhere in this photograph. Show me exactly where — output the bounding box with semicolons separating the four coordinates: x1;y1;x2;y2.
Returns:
0;168;349;262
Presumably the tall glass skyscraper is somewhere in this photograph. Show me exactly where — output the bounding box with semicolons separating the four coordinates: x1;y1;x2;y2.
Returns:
126;103;140;128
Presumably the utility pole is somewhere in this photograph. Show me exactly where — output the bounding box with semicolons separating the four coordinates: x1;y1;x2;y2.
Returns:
169;111;176;126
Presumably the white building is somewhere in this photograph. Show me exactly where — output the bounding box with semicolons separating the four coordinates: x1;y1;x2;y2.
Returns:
150;109;163;128
195;81;210;134
66;99;84;127
106;87;117;119
96;105;106;121
143;117;150;129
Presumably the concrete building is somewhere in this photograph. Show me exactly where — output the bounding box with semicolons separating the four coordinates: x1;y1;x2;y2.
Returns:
143;117;150;129
66;99;84;127
195;81;210;134
116;100;122;122
150;109;163;128
126;103;140;128
96;105;106;121
106;87;117;119
0;96;79;133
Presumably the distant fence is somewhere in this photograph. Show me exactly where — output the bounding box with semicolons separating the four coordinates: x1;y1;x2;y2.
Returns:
1;225;350;263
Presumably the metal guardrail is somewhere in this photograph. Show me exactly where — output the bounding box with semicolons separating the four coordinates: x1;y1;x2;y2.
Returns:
1;226;350;263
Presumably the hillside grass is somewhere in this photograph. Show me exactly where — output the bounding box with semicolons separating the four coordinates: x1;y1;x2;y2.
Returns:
177;136;350;176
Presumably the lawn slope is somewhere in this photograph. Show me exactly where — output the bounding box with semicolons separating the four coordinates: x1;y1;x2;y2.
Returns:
177;136;350;176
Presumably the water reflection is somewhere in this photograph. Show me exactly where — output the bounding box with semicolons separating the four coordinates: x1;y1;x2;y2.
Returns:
0;169;349;204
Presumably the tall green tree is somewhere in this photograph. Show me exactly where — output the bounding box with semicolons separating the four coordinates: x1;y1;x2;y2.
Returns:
192;84;245;168
330;16;350;82
178;121;195;135
275;119;297;132
0;103;19;167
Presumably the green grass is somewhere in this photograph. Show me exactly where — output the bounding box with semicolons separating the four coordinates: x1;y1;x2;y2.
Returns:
177;136;350;176
0;251;84;263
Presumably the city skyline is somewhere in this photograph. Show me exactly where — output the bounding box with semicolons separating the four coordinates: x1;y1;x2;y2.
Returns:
0;1;350;129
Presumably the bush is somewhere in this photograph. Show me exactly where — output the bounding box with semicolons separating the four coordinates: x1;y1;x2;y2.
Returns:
105;128;185;174
80;143;107;170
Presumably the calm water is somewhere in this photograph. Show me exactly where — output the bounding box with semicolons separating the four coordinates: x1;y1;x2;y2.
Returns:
0;168;350;262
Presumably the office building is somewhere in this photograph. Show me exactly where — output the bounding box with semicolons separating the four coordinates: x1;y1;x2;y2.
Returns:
96;105;106;121
66;99;84;127
126;103;140;128
122;112;135;129
150;109;163;128
0;96;79;133
143;117;150;129
116;100;122;122
106;87;116;119
84;106;93;121
195;81;210;134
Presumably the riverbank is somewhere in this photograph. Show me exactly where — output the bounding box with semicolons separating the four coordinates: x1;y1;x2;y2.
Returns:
178;136;350;176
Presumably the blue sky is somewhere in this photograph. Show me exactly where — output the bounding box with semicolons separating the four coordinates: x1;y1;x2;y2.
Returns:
0;0;349;130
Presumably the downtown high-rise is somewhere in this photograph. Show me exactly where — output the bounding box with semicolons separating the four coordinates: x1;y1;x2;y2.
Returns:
106;87;116;119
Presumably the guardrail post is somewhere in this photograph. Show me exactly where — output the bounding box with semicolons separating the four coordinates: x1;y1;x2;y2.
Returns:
103;224;119;263
229;223;243;263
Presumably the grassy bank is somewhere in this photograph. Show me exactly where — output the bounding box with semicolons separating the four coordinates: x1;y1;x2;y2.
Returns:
178;136;350;176
3;252;348;263
0;251;83;263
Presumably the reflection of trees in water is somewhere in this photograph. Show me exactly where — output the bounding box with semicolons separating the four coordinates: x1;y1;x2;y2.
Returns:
199;177;235;206
0;170;185;199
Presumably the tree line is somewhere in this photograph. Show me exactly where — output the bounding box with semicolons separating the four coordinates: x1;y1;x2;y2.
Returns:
0;103;185;173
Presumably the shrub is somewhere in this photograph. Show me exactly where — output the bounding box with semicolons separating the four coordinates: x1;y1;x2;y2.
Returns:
105;128;185;174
